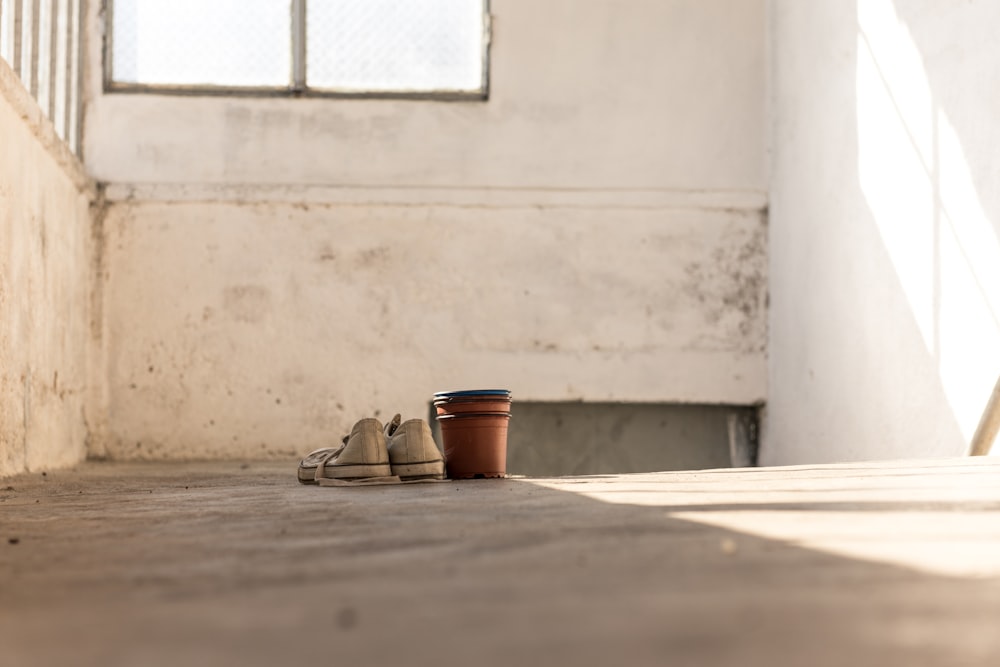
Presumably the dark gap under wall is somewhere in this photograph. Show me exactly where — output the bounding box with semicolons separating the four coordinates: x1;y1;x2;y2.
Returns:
430;402;759;476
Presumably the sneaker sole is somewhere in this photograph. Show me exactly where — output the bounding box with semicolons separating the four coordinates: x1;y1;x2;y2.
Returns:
316;462;392;481
391;460;446;480
316;475;450;486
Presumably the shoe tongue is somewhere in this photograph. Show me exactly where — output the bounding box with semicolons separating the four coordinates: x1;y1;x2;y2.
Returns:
384;413;402;437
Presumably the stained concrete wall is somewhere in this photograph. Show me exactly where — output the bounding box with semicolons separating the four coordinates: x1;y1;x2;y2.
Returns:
83;0;768;461
0;61;94;477
766;0;1000;463
501;403;751;476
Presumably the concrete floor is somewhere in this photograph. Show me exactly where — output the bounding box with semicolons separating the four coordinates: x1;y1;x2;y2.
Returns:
2;458;1000;666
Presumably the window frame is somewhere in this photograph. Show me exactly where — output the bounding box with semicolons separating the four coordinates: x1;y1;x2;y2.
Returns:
102;0;491;100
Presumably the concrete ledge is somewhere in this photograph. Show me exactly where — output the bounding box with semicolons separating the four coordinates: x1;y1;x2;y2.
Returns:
103;182;768;211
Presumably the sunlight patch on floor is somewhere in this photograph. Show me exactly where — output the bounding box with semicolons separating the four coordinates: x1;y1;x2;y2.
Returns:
671;510;1000;578
527;459;1000;578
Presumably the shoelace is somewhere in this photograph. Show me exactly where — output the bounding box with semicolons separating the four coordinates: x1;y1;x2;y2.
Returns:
310;435;349;481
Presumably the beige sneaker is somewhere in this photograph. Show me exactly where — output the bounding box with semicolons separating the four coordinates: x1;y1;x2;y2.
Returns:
384;414;447;481
298;445;342;484
305;417;392;483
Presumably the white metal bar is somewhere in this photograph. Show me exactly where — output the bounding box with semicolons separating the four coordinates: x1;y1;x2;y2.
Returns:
969;375;1000;456
66;0;78;153
291;0;305;90
12;0;23;75
45;0;57;118
61;0;71;138
34;0;49;110
4;0;22;64
28;0;39;96
52;0;66;137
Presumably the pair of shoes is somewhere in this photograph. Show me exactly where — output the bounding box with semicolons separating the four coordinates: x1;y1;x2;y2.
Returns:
297;414;446;485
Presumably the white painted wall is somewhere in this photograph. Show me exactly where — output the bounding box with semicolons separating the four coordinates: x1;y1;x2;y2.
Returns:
86;0;766;191
96;197;765;460
0;61;95;477
14;0;1000;470
83;0;769;460
766;0;1000;463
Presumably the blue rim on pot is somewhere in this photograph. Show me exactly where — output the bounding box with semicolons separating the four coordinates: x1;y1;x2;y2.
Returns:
433;389;511;399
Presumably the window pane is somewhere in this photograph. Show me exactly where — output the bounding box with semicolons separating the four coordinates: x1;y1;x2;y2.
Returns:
112;0;291;87
307;0;485;93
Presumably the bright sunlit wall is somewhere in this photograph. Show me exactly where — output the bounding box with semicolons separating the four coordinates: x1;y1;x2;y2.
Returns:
766;0;1000;463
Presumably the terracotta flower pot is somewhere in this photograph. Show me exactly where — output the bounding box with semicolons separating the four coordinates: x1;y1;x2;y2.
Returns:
433;390;512;479
438;412;510;479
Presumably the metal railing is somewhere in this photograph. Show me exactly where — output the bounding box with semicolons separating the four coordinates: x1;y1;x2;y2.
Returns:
969;375;1000;456
0;0;83;154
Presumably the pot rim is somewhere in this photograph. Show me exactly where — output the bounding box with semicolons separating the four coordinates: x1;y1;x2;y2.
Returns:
433;396;512;405
433;389;512;399
436;411;511;420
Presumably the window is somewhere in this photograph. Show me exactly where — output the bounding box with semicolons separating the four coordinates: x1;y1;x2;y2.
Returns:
107;0;490;98
0;0;84;153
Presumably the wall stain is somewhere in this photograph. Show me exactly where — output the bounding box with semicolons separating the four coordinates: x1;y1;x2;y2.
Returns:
317;243;337;262
682;212;768;354
222;285;271;323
